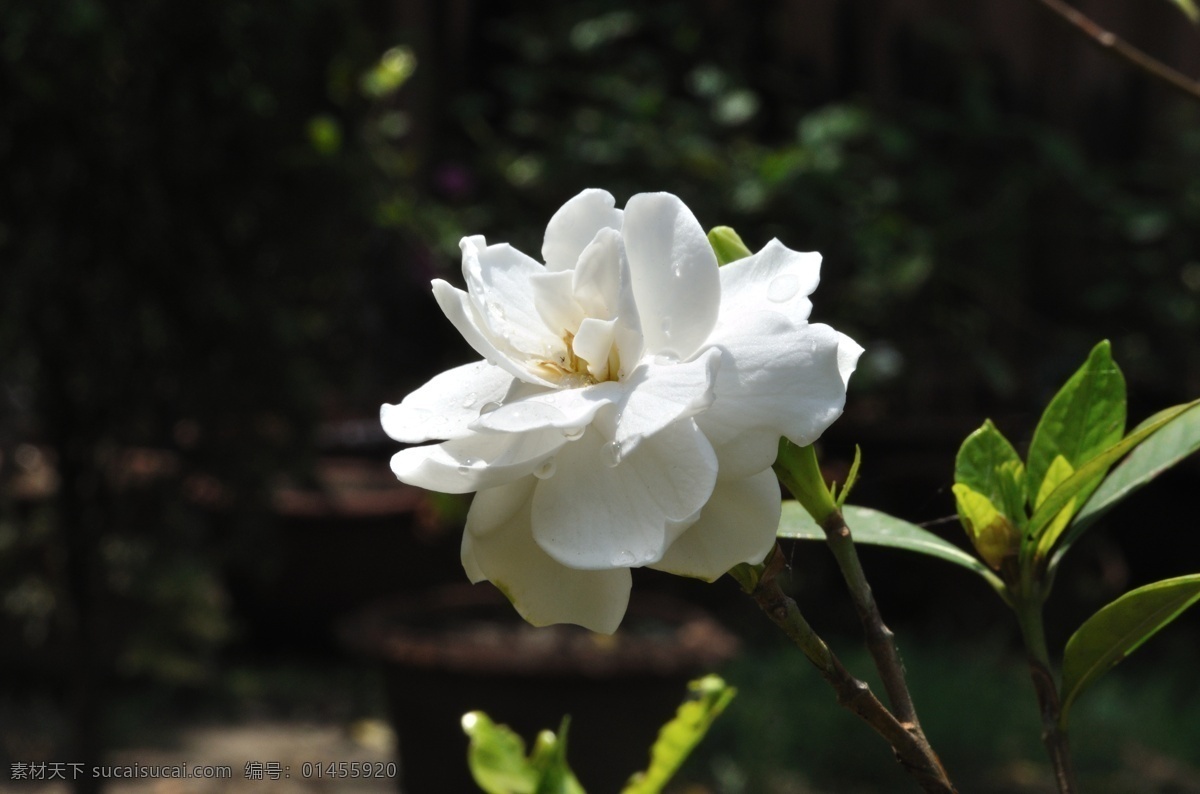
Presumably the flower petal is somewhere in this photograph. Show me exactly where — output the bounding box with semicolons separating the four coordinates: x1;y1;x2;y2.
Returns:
717;238;820;326
381;361;513;443
572;317;617;380
541;189;624;272
390;428;566;494
572;227;643;376
697;315;857;479
463;478;631;633
473;381;623;435
610;347;720;456
531;418;717;569
622;192;720;359
432;280;556;388
651;468;781;581
461;236;554;358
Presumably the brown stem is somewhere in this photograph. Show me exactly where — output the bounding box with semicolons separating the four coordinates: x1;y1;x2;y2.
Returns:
1029;0;1200;102
1015;593;1078;793
746;546;958;794
819;511;921;730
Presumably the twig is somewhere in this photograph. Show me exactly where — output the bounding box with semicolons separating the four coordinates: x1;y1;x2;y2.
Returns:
1029;0;1200;102
1014;588;1078;793
819;510;922;727
743;546;958;793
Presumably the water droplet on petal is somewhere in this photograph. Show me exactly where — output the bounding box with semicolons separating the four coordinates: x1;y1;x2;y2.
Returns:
601;441;622;468
767;273;800;303
563;426;585;440
456;456;480;475
534;459;557;479
611;549;636;565
461;392;478;409
479;401;501;415
672;262;684;278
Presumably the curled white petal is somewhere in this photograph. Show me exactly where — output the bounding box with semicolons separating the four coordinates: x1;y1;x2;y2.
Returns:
698;315;853;479
381;361;513;443
463;478;631;634
530;418;716;570
651;468;781;581
609;347;720;456
716;238;820;326
542;189;624;273
390;428;565;494
623;193;720;360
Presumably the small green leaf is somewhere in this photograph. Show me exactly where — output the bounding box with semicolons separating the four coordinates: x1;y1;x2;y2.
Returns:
530;719;586;794
463;713;584;794
1026;341;1126;521
622;676;736;794
1030;400;1199;561
952;484;1018;571
463;712;539;794
707;226;753;265
1060;574;1200;728
955;420;1025;519
1054;401;1200;568
778;502;1007;596
1034;455;1074;511
1166;0;1200;23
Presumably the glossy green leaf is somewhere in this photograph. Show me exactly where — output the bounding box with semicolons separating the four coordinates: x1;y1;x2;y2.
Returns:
622;676;736;794
1053;401;1200;568
1025;341;1126;523
952;484;1017;571
1030;400;1198;561
955;420;1025;519
463;712;584;794
1166;0;1200;23
1060;574;1200;728
778;502;1006;596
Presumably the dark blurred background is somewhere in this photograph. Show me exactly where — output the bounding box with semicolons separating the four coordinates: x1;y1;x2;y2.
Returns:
2;0;1199;791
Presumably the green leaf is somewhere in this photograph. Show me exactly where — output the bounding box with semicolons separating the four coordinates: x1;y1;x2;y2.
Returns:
951;484;1018;571
1025;341;1126;523
1053;401;1200;568
1030;400;1199;562
1166;0;1200;23
707;226;753;265
463;712;539;794
530;719;586;794
1034;455;1074;511
955;420;1025;519
778;502;1007;596
463;712;584;794
1060;574;1200;728
622;676;736;794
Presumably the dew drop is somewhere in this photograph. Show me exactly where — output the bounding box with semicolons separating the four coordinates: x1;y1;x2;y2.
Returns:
461;392;478;409
767;273;800;303
479;401;501;415
456;457;480;475
601;441;622;468
672;262;684;278
563;426;585;440
611;549;637;565
534;459;557;479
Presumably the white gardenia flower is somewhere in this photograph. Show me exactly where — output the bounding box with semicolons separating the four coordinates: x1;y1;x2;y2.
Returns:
382;189;862;633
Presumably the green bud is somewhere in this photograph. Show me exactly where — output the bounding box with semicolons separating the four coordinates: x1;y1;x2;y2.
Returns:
707;226;753;265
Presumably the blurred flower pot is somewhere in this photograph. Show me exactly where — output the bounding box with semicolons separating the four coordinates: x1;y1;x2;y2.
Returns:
340;583;738;793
